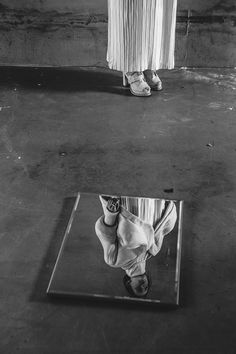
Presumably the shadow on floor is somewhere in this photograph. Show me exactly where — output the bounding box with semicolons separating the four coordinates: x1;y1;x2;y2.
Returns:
0;66;130;95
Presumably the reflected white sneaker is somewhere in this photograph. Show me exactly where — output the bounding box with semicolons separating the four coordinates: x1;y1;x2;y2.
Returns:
123;71;151;97
143;70;163;91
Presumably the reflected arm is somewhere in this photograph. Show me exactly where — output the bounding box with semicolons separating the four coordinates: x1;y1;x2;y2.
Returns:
95;216;119;266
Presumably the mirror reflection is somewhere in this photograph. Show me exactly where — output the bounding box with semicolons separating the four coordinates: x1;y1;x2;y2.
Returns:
47;192;183;305
95;195;177;298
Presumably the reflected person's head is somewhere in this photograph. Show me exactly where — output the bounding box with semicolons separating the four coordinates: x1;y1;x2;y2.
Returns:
123;274;150;298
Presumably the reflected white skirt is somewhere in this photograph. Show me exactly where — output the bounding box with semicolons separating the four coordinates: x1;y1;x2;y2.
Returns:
107;0;177;73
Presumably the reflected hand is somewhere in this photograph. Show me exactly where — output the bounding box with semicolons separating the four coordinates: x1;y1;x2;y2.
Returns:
107;197;120;213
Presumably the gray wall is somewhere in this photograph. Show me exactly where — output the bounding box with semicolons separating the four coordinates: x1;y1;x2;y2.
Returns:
1;0;236;13
0;0;235;67
0;0;107;13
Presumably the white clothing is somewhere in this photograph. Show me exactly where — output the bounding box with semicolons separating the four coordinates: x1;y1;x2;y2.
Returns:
107;0;178;72
95;195;177;277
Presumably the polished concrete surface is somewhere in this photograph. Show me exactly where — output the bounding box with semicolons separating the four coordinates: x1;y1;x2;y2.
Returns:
0;66;236;353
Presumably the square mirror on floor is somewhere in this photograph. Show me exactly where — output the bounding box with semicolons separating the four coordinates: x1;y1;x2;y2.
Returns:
47;192;183;305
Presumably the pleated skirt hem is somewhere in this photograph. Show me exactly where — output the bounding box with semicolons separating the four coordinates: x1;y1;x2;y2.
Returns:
107;0;177;73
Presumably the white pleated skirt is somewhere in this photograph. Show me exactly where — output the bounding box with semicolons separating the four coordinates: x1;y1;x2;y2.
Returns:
107;0;177;73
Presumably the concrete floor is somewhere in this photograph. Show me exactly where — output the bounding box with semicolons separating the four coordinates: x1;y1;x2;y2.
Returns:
0;66;236;353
